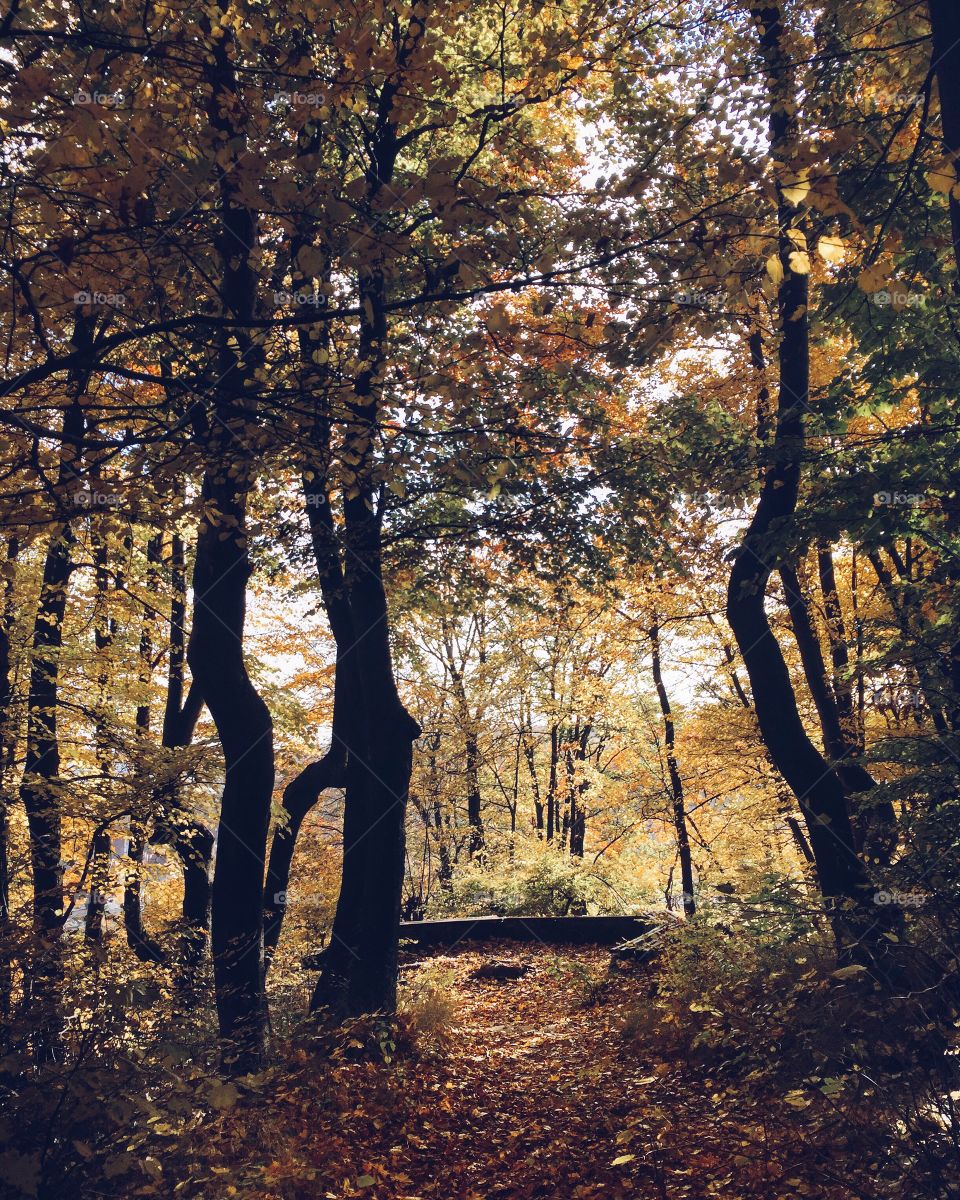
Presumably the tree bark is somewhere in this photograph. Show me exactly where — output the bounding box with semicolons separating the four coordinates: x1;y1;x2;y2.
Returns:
20;395;86;1061
153;531;211;973
927;0;960;726
187;6;275;1072
727;3;900;970
310;52;424;1017
441;619;484;861
84;533;117;944
0;537;19;1024
650;622;695;916
122;534;166;965
263;481;351;968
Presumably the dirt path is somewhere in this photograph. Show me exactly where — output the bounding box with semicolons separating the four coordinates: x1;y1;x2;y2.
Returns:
204;945;870;1200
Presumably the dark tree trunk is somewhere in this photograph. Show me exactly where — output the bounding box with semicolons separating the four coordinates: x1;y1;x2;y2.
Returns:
442;622;484;861
188;463;274;1070
123;554;167;966
319;481;420;1018
711;604;819;872
650;623;695;916
780;564;896;865
312;25;432;1018
727;3;902;970
546;723;559;843
0;537;19;1024
815;546;857;742
84;535;117;945
312;204;420;1020
464;729;484;860
927;0;960;725
123;820;164;964
153;532;211;973
184;12;276;1073
929;1;960;279
20;397;86;1061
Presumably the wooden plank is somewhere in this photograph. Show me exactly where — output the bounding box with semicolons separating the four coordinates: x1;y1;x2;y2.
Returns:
302;915;654;967
396;915;653;946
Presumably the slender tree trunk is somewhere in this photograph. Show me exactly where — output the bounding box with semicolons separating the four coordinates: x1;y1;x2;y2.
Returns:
521;712;544;835
441;622;484;861
650;622;695;916
20;396;87;1062
816;545;858;742
0;537;19;1024
121;535;167;965
84;535;117;944
546;723;559;843
153;531;211;974
780;564;896;865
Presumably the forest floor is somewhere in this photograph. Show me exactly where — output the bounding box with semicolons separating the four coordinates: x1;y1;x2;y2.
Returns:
191;943;887;1200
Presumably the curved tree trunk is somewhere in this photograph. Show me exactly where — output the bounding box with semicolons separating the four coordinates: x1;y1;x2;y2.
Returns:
187;7;275;1073
727;3;901;971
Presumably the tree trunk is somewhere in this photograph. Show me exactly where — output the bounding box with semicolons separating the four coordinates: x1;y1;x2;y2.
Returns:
727;3;900;970
84;534;117;945
20;397;86;1061
441;621;484;861
188;453;273;1071
780;564;896;865
184;9;276;1073
0;537;19;1025
123;542;167;965
650;622;695;916
312;169;420;1018
153;531;211;974
927;0;960;726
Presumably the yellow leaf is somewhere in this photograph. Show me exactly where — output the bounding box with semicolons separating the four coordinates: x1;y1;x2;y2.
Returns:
817;235;847;265
765;255;784;285
788;250;811;274
781;172;810;207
